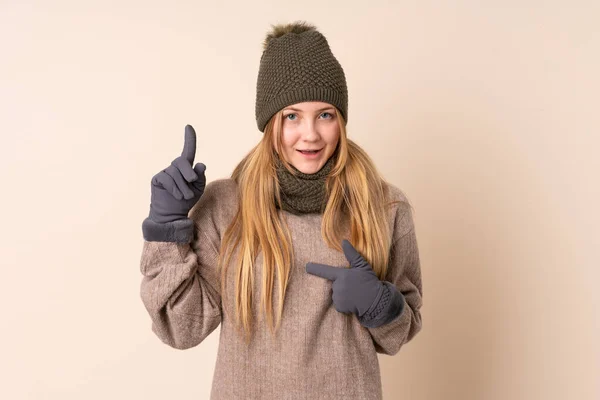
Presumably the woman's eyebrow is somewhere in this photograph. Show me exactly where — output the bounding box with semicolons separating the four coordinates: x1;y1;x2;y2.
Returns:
284;106;335;112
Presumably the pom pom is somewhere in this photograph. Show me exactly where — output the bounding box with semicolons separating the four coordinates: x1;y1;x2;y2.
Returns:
262;20;318;51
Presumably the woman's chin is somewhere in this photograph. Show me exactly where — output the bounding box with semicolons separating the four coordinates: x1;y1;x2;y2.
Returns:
293;160;323;174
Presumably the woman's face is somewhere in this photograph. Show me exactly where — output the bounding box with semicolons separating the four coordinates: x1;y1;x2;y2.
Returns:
275;101;340;174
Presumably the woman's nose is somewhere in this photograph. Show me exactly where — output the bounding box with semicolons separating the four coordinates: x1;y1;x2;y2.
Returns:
301;120;320;140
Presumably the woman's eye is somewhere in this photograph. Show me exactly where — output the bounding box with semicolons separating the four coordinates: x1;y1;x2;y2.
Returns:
285;114;296;121
320;112;332;119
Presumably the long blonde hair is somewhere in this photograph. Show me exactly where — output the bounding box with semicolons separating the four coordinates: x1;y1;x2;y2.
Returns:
217;108;400;344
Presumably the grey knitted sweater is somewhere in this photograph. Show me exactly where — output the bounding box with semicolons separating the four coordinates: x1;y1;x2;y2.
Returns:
139;178;423;399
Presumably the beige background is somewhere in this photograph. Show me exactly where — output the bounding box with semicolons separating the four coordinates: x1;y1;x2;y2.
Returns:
1;1;598;399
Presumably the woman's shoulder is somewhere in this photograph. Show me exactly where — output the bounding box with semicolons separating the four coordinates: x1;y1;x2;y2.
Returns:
189;178;239;223
384;180;411;209
204;177;239;198
383;180;415;239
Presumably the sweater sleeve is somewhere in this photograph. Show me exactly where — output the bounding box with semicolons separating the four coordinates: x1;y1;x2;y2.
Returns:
139;181;225;350
366;204;424;356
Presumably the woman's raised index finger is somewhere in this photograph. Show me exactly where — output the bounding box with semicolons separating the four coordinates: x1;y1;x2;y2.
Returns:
181;124;196;164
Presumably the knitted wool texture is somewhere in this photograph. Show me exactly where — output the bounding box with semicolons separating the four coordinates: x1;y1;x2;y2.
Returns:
274;154;335;215
255;21;348;132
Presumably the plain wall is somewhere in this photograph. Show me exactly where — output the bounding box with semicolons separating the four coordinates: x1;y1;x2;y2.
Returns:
1;1;598;399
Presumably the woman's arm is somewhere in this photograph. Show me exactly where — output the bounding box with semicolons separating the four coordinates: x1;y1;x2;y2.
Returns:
363;205;424;355
139;181;224;350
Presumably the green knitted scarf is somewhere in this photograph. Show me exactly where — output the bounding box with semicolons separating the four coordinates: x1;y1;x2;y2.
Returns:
274;154;335;215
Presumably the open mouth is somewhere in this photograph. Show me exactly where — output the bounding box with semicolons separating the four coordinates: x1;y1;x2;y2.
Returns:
297;148;322;155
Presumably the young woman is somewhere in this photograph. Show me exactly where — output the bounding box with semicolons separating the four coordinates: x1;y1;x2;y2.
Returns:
140;21;423;400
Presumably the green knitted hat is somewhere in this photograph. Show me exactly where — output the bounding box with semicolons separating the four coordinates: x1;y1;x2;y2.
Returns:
255;21;348;132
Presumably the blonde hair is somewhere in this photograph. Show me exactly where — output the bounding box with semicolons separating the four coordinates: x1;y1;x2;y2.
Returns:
217;108;400;344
